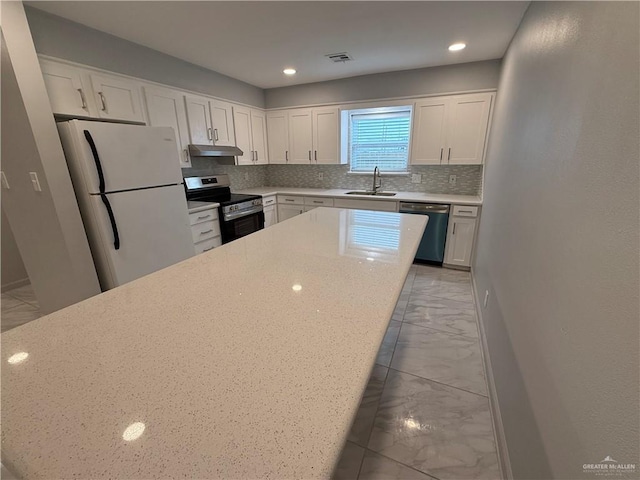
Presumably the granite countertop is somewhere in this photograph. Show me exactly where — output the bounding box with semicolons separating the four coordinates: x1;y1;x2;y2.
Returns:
1;208;427;479
186;200;219;213
235;187;482;206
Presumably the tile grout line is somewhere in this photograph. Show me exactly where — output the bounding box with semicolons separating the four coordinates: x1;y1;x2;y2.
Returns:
361;448;441;480
387;366;489;399
400;318;480;342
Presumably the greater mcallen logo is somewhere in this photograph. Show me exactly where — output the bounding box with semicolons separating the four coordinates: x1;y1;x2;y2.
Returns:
583;456;637;476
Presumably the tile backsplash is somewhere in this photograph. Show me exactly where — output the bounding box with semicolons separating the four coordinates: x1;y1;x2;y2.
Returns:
267;164;483;195
183;159;483;196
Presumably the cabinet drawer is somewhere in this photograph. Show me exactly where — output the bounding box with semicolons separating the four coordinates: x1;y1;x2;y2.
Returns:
304;197;334;207
452;205;478;217
278;195;304;205
333;198;397;212
263;195;277;207
189;208;219;225
194;236;222;255
191;220;221;243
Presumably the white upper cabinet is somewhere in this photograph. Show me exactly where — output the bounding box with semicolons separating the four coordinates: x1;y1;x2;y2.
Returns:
446;94;492;165
411;98;448;165
40;60;96;117
89;73;145;123
250;110;268;165
266;111;289;164
267;107;342;165
312;107;340;164
288;109;313;163
144;86;192;167
185;95;213;145
411;93;493;165
233;106;268;165
210;99;236;146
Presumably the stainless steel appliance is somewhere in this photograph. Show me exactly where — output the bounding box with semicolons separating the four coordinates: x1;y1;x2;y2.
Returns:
184;175;264;244
399;202;450;264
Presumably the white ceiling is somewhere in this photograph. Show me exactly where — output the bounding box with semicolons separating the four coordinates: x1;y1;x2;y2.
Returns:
27;1;529;89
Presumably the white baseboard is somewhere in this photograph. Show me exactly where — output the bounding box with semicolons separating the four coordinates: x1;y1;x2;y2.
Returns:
471;271;513;480
1;277;30;293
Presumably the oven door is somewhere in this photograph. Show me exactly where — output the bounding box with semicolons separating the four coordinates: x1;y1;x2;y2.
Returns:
220;209;265;243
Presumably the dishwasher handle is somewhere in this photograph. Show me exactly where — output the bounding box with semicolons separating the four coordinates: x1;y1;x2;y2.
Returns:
399;202;450;214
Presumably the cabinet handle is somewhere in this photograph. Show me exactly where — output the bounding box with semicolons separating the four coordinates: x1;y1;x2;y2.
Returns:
448;148;451;161
458;210;473;214
213;128;219;142
314;150;317;162
440;148;443;163
203;246;215;252
308;150;311;161
98;92;106;111
207;128;213;141
196;215;211;220
285;150;289;163
255;150;259;162
285;199;294;202
184;149;190;163
77;88;87;109
453;223;456;235
200;229;214;235
312;200;323;204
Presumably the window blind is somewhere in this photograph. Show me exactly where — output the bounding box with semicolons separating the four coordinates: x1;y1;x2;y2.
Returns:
349;108;411;172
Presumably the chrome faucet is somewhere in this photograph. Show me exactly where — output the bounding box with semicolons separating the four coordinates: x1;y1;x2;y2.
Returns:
372;166;382;194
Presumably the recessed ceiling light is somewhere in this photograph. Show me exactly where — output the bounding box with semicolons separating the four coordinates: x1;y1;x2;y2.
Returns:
448;43;466;52
283;68;297;75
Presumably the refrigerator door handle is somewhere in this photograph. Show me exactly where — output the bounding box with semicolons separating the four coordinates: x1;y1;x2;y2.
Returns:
84;130;120;250
83;130;107;193
100;193;120;250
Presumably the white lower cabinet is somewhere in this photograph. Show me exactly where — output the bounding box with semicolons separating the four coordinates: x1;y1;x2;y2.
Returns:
189;208;222;254
277;204;305;222
263;195;278;228
443;206;479;268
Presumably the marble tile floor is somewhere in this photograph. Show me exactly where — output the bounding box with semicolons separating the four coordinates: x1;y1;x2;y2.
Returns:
1;284;41;333
333;264;500;480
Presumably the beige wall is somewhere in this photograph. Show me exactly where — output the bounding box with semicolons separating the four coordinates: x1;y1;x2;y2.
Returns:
474;2;639;479
1;2;101;314
1;210;28;291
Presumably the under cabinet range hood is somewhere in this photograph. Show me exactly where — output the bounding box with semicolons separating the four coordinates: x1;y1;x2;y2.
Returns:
188;144;244;158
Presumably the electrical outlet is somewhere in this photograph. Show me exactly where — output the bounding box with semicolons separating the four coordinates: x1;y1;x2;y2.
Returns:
449;175;457;186
318;172;324;181
411;174;422;184
244;172;249;181
484;290;489;308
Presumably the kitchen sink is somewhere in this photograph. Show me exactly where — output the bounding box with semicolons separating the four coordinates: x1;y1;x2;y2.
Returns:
345;191;397;196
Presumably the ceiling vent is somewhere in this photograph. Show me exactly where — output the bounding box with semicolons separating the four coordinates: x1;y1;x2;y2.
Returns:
325;52;353;63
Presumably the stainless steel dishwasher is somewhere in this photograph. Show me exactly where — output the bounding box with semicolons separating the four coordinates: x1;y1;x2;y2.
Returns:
399;202;450;264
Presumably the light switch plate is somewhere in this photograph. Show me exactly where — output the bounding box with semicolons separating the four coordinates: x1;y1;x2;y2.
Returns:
318;172;324;181
449;175;457;186
29;172;42;192
411;174;422;184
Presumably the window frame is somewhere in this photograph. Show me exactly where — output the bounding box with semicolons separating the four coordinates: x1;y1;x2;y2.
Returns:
342;104;413;174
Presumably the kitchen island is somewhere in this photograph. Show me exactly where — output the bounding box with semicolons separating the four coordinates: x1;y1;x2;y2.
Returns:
1;208;427;479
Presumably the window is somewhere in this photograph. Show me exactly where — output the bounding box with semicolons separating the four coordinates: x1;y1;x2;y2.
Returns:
346;105;412;173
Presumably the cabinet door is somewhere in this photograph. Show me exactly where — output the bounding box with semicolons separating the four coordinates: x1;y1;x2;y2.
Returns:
144;86;191;167
277;204;304;222
264;205;278;228
185;95;213;146
233;106;253;165
410;98;449;165
312;107;340;164
444;217;477;267
446;93;492;165
267;111;289;164
40;60;95;117
210;99;236;146
288;109;313;164
250;109;268;164
90;74;145;123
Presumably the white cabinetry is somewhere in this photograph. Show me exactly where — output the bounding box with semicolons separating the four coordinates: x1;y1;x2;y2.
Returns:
40;59;96;117
267;107;341;165
210;100;236;146
263;195;278;227
333;198;397;212
144;86;191;167
278;204;305;221
89;73;145;123
233;106;268;165
189;208;222;254
185;95;237;148
411;93;492;165
444;205;479;268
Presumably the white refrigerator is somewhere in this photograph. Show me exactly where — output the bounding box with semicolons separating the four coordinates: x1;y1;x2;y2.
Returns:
57;120;195;291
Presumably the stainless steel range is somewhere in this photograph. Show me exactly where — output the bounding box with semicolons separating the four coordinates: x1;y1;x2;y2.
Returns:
184;175;264;244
